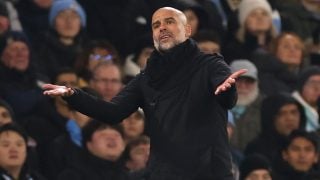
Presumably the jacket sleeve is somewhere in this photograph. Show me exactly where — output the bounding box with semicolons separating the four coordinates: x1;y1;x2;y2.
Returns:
63;74;143;124
208;55;237;109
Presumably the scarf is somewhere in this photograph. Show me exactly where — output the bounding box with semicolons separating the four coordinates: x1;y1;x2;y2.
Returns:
144;39;199;90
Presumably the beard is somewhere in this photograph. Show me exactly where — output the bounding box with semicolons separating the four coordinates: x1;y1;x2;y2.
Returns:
154;39;176;53
153;30;186;53
236;85;259;106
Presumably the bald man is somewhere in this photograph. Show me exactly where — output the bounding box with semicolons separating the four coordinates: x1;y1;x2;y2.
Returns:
43;7;246;180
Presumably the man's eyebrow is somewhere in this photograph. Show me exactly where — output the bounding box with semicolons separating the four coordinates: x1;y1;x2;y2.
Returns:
152;17;177;27
152;20;160;27
164;17;176;22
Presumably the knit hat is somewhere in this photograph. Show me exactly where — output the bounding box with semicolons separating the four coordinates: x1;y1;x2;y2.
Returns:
230;59;258;80
297;66;320;93
239;154;272;180
49;0;86;28
238;0;272;27
0;31;30;56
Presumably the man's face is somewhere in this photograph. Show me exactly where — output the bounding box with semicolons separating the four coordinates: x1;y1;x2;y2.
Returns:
1;41;30;72
121;111;144;140
129;143;150;169
276;34;303;67
151;7;191;53
283;137;318;172
90;64;122;101
245;8;272;34
235;77;258;106
0;131;27;169
55;9;81;39
87;128;125;161
274;104;300;136
301;75;320;107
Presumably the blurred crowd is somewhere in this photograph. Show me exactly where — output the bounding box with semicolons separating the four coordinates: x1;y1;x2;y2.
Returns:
0;0;320;179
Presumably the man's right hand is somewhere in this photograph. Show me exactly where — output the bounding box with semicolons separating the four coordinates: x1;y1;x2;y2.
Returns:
42;84;75;97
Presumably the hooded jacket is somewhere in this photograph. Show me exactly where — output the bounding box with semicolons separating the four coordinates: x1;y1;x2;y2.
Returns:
245;93;306;162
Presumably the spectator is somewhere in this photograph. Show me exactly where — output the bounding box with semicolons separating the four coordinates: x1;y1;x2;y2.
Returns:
292;66;320;131
57;120;127;180
230;60;265;151
252;32;306;96
0;31;49;125
239;154;272;180
74;40;121;87
273;130;319;180
0;123;45;180
124;135;150;172
123;34;154;84
89;62;123;101
222;0;277;63
36;0;87;80
245;93;306;162
121;109;145;144
193;29;221;54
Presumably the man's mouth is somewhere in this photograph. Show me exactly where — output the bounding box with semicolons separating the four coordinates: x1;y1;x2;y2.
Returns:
160;34;171;41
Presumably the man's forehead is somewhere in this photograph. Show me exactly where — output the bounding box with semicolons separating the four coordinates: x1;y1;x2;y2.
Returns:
152;9;179;23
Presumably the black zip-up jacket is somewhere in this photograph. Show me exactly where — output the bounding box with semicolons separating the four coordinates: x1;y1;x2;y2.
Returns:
64;39;237;180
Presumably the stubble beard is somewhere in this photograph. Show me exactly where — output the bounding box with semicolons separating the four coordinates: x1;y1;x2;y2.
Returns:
154;33;186;53
236;86;259;106
154;39;177;53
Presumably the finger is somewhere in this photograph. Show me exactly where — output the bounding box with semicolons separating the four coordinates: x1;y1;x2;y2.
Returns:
225;83;231;88
214;88;220;95
42;83;58;90
227;78;235;84
229;69;248;79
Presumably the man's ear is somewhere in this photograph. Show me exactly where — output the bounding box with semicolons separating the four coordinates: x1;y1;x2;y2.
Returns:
185;24;192;37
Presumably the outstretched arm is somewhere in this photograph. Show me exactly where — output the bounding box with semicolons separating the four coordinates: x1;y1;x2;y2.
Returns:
42;76;143;124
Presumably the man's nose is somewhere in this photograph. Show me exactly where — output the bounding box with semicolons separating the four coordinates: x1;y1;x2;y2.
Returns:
159;24;167;31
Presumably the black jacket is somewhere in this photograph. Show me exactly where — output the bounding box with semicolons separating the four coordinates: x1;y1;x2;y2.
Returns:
245;93;306;162
57;150;128;180
0;167;46;180
64;39;237;180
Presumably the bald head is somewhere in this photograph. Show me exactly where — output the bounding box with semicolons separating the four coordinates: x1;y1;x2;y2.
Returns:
152;7;188;26
151;7;191;53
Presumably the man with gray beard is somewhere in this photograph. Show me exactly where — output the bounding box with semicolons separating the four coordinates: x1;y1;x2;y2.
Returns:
230;60;265;151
